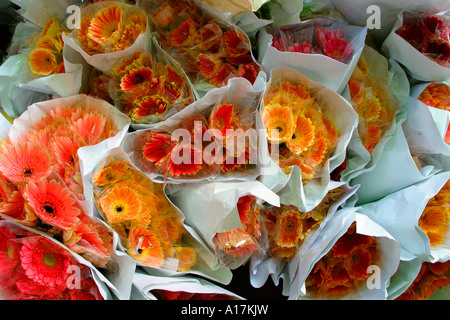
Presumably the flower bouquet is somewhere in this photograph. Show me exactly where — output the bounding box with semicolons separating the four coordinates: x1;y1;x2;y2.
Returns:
340;45;408;183
259;17;367;93
92;147;229;283
139;0;262;93
403;82;450;157
250;183;359;293
0;0;83;118
132;271;243;300
382;11;450;82
107;44;196;128
63;0;151;73
287;209;401;300
259;67;358;212
122;77;264;183
0;219;106;300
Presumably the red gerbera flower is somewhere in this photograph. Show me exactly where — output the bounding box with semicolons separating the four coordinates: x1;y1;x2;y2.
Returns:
120;67;154;92
170;19;197;47
0;226;20;276
142;132;175;165
223;30;250;57
19;237;72;288
209;63;236;87
209;104;235;137
132;96;169;121
166;145;203;177
236;63;259;85
24;179;81;230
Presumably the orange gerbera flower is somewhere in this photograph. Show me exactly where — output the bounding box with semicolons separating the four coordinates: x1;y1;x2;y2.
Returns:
128;226;164;267
29;49;58;76
174;246;197;272
331;224;373;257
24;179;81;230
263;103;296;144
151;3;175;28
223;30;250;57
120;67;153;92
208;63;236;87
70;112;107;144
418;82;450;111
99;186;142;223
286;114;315;154
0;142;52;184
142;132;175;165
195;22;223;51
93;160;132;187
419;206;448;247
132;96;168;121
114;23;145;51
170;19;197;47
42;18;64;39
274;209;302;248
50;135;81;168
214;229;258;258
88;5;123;48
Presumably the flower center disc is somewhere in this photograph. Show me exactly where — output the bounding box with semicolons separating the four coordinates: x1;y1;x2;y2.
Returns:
44;253;56;267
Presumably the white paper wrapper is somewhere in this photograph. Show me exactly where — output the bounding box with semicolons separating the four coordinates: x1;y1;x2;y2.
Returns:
351;119;444;205
249;183;360;296
89;147;233;285
358;171;450;263
381;11;450;82
167;179;280;269
132;270;243;300
122;76;266;184
386;250;422;300
62;1;151;74
403;82;450;157
258;19;367;93
285;209;401;300
258;67;358;212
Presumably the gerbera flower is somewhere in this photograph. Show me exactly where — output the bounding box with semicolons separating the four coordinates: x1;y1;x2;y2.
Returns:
128;226;164;267
170;19;197;47
93;160;132;187
151;3;175;28
174;246;197;272
70;112;107;145
114;23;145;51
88;5;123;48
199;54;222;78
288;42;312;53
208;63;236;87
120;67;153;92
99;186;142;223
316;29;353;62
42;18;64;39
29;49;57;76
142;132;175;165
331;224;372;257
195;22;223;51
0;226;20;276
236;63;259;85
262;103;296;144
19;237;72;288
215;229;258;258
209;104;235;138
24;179;81;230
166;145;203;177
274;209;302;248
50;136;81;168
286;114;315;154
0;142;52;184
419;206;448;247
223;30;250;57
132;96;168;121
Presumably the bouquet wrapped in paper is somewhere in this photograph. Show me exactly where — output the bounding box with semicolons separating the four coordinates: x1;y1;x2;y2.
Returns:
287;209;401;300
63;0;151;73
258;17;367;93
0;94;131;269
168;180;279;270
107;44;196;127
403;82;450;157
358;172;450;263
0;219;107;300
340;45;408;182
132;271;242;300
0;0;83;118
122;77;264;184
92;147;231;284
138;0;262;93
259;67;358;212
250;183;359;295
382;11;450;82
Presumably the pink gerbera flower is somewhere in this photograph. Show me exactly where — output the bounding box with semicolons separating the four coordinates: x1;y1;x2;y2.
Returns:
0;142;52;184
316;29;353;62
24;179;80;230
19;237;72;288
